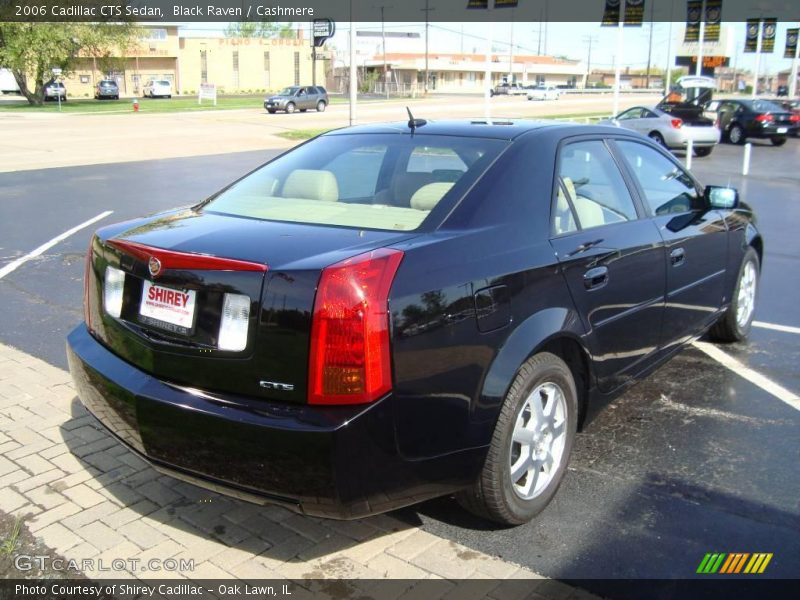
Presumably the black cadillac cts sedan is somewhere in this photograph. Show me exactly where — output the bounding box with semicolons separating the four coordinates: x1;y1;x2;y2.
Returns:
67;120;762;525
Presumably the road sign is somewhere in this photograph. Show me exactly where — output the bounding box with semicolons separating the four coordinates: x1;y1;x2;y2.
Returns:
313;19;335;48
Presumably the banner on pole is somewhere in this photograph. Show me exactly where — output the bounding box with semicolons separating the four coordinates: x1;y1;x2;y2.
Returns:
704;0;722;42
601;0;621;26
761;18;777;53
744;18;759;53
684;0;702;42
623;0;645;27
786;28;799;59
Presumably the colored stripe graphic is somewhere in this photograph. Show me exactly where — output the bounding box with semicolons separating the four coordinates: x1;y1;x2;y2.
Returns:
697;553;727;573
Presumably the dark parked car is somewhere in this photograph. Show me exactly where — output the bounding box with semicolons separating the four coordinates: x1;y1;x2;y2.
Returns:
776;85;789;97
705;98;800;146
264;85;327;114
43;80;66;101
67;120;762;525
95;79;119;100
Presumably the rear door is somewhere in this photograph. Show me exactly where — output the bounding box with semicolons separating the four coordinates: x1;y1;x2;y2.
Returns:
549;138;666;392
613;139;727;345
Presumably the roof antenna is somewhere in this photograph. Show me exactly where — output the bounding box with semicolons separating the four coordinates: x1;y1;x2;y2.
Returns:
406;107;427;130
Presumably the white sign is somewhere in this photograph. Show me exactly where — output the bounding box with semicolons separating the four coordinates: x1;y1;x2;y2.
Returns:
140;281;196;330
198;83;217;106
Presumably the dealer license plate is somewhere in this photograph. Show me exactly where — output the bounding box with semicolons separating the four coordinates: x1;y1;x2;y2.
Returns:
777;127;788;134
139;281;196;335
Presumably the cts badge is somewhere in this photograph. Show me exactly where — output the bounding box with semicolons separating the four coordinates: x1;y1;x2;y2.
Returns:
148;256;162;277
259;380;295;392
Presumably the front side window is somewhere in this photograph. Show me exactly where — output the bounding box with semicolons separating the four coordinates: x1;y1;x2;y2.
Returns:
556;140;638;231
616;141;702;215
204;134;506;232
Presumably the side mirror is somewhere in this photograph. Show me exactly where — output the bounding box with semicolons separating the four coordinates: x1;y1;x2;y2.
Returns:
705;185;739;209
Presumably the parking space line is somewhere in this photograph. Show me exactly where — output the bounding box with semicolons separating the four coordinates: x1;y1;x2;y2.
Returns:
0;211;113;280
692;341;800;412
753;321;800;336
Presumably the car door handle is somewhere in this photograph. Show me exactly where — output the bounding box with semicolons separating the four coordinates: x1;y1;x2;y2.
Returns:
583;266;609;290
670;247;686;267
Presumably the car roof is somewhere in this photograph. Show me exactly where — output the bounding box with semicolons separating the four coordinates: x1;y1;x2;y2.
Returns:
321;119;613;141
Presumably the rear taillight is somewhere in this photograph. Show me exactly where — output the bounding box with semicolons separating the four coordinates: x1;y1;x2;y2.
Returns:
790;114;800;123
308;248;404;405
670;118;683;129
104;266;126;318
218;293;250;351
755;114;773;123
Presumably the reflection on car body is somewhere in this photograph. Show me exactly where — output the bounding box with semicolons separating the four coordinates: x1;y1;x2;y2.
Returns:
67;119;762;526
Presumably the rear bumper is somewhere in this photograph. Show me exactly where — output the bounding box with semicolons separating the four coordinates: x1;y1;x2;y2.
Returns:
665;127;720;148
66;324;477;519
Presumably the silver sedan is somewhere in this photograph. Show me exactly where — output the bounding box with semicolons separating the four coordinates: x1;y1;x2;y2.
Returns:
601;106;720;157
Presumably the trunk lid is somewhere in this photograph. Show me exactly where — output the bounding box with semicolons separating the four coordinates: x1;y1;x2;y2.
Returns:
657;75;717;126
87;208;414;404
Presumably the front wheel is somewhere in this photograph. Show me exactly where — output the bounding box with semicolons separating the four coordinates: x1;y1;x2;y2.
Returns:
456;352;577;525
728;124;745;145
694;146;713;157
285;102;296;114
709;247;760;343
770;136;787;147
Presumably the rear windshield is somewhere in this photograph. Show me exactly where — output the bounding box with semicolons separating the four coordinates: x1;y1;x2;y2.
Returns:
204;133;507;231
745;100;785;113
156;81;170;86
100;81;116;87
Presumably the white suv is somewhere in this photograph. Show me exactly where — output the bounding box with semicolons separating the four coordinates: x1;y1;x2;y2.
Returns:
143;80;172;99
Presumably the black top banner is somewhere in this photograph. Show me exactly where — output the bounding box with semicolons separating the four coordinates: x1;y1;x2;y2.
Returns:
786;28;799;60
1;0;798;23
760;18;777;54
684;0;702;42
684;0;722;44
744;17;759;52
704;0;722;42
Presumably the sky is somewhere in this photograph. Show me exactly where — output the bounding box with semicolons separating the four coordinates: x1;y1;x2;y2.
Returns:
181;20;800;75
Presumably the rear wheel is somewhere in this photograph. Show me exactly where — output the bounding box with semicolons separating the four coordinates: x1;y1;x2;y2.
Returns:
694;146;713;157
316;100;326;112
728;124;745;145
770;136;787;146
649;132;666;147
456;352;577;525
285;102;296;114
709;247;759;342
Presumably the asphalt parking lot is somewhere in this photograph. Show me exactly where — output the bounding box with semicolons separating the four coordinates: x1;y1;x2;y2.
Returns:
0;134;797;592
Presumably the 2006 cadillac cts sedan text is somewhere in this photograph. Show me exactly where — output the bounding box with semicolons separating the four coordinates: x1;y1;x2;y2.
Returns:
67;120;762;525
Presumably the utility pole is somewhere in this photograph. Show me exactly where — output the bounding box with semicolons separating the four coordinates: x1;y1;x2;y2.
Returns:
645;0;655;88
665;0;675;94
421;0;434;94
374;4;393;99
790;30;799;98
582;35;598;89
508;17;514;84
349;3;357;126
695;0;706;77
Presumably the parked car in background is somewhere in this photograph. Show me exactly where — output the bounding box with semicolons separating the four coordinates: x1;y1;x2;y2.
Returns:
68;119;762;526
0;68;20;94
94;79;119;100
142;80;172;98
705;98;800;146
527;85;560;101
601;105;720;157
776;85;789;97
43;80;66;102
264;86;328;114
491;83;526;97
774;99;800;136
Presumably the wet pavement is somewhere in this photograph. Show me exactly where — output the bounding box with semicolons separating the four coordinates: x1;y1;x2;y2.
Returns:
0;137;797;588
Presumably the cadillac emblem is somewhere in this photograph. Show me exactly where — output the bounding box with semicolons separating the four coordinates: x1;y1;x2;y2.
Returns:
148;256;162;277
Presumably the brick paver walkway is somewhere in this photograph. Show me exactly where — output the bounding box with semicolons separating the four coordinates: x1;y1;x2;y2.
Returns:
0;341;598;599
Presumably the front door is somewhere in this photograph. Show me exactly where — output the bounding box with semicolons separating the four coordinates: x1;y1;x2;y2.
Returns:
550;139;666;392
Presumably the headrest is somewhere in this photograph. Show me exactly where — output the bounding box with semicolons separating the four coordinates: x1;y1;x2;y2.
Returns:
410;182;455;211
282;169;339;202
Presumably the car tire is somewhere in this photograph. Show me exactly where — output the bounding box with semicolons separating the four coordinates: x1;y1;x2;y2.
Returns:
694;147;713;157
770;136;786;147
267;109;276;114
285;102;296;114
316;100;326;112
648;132;666;147
300;108;307;112
456;352;577;526
709;247;760;343
728;124;745;145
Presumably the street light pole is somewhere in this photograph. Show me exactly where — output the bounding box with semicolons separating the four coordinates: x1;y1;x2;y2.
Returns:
421;0;433;95
790;31;799;98
349;4;357;125
374;4;393;99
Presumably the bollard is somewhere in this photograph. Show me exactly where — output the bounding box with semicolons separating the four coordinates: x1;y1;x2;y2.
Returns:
742;143;752;176
132;97;139;112
685;139;693;170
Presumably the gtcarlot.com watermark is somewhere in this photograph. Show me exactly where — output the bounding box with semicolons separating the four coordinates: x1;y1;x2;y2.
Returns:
14;554;194;573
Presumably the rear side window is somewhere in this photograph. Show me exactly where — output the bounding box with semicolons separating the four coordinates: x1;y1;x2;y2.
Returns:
204;134;506;232
616;141;702;215
555;140;638;231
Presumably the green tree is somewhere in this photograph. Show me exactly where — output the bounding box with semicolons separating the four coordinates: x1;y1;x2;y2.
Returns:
0;22;135;105
225;22;295;39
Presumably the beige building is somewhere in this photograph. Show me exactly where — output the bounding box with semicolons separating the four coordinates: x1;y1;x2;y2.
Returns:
65;26;326;98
